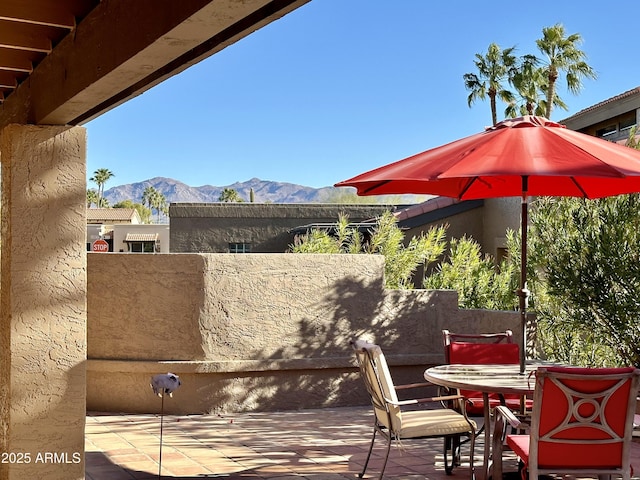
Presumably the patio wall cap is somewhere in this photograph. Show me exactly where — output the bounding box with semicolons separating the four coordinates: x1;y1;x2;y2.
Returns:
87;354;440;374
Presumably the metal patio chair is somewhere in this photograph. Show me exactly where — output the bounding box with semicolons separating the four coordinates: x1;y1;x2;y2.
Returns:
442;329;532;417
351;338;476;479
493;366;640;480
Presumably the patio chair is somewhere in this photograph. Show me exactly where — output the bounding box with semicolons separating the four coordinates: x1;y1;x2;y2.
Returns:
351;338;476;479
493;366;640;480
442;329;532;416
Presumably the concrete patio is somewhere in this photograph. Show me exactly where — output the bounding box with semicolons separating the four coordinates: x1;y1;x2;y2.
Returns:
85;405;640;480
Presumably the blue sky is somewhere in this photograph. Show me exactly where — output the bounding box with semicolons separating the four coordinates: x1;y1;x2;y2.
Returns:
85;1;640;190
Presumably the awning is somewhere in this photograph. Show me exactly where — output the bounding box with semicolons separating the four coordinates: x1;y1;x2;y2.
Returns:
124;233;158;242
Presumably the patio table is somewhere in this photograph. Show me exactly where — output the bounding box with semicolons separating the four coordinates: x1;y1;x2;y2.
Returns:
424;363;540;479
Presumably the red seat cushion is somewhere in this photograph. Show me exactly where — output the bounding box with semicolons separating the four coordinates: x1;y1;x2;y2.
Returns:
507;433;624;469
506;434;530;466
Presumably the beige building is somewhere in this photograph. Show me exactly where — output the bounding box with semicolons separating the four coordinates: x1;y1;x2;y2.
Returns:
561;86;640;143
111;224;170;253
87;208;141;225
87;208;170;252
87;207;142;251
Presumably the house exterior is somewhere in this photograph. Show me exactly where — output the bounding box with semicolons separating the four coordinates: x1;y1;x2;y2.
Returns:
111;224;170;253
87;207;169;252
169;202;401;253
87;208;139;251
561;86;640;144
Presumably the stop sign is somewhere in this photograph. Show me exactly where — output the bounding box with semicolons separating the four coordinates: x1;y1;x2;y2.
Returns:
92;239;109;253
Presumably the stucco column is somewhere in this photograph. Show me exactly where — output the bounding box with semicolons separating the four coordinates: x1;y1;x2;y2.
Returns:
0;124;86;480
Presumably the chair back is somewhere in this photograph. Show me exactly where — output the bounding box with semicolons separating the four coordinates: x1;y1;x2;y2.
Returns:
448;342;520;365
442;330;522;414
443;329;515;364
530;366;640;474
351;339;402;433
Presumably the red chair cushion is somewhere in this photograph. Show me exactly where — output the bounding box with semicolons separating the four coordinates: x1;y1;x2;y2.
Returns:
448;342;527;414
508;433;624;469
506;434;530;467
532;367;632;468
449;342;520;365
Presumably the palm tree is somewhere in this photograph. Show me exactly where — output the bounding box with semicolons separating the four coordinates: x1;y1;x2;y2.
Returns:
507;54;543;117
141;186;167;222
90;168;114;207
463;43;518;126
507;54;568;117
86;189;98;208
535;23;597;119
150;190;167;222
141;186;156;212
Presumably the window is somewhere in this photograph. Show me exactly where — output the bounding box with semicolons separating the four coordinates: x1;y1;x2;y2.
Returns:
229;242;251;253
496;247;508;265
596;124;617;138
620;113;637;132
124;233;159;253
128;241;156;253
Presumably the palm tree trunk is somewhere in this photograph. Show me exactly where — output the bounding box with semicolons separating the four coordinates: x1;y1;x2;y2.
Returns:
545;67;558;118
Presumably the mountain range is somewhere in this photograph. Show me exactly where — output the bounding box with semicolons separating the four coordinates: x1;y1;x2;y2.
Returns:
103;177;343;204
102;177;429;205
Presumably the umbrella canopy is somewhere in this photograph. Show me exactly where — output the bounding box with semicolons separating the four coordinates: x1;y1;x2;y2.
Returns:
335;116;640;372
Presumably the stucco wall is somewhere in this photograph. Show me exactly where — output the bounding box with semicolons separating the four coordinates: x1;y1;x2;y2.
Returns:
1;125;86;480
87;253;520;415
482;198;521;259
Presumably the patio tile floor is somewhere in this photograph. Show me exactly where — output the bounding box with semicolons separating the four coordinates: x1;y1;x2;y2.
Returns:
85;406;640;480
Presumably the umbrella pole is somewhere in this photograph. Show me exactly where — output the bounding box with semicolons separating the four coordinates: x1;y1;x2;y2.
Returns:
518;186;530;374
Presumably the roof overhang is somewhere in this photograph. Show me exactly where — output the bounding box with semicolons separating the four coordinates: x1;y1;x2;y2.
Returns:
0;0;311;129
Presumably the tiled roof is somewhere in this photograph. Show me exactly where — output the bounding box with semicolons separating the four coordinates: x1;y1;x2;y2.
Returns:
124;233;158;242
560;86;640;124
87;208;138;222
394;197;460;221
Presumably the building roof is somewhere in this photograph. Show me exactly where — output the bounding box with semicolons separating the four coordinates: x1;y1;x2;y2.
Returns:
560;86;640;124
393;197;460;221
124;233;158;242
87;208;140;223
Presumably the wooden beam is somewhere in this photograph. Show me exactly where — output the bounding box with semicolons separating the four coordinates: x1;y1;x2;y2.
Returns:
0;0;311;127
0;0;76;29
0;20;54;53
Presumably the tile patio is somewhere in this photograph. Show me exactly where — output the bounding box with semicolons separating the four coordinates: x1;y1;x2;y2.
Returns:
85;405;640;480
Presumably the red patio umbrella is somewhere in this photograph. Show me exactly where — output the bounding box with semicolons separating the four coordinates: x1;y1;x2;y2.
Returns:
335;116;640;373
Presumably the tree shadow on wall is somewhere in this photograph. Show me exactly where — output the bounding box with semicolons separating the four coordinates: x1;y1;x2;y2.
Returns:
227;274;437;413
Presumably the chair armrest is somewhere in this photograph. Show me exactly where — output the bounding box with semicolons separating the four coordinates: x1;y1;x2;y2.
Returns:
395;382;433;390
492;405;510;480
387;394;465;406
494;405;522;429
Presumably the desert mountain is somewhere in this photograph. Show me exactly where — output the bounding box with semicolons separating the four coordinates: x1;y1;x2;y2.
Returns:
103;177;343;204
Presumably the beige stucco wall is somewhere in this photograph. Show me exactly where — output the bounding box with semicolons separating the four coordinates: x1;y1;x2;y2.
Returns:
482;198;521;258
1;125;86;480
87;253;520;415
